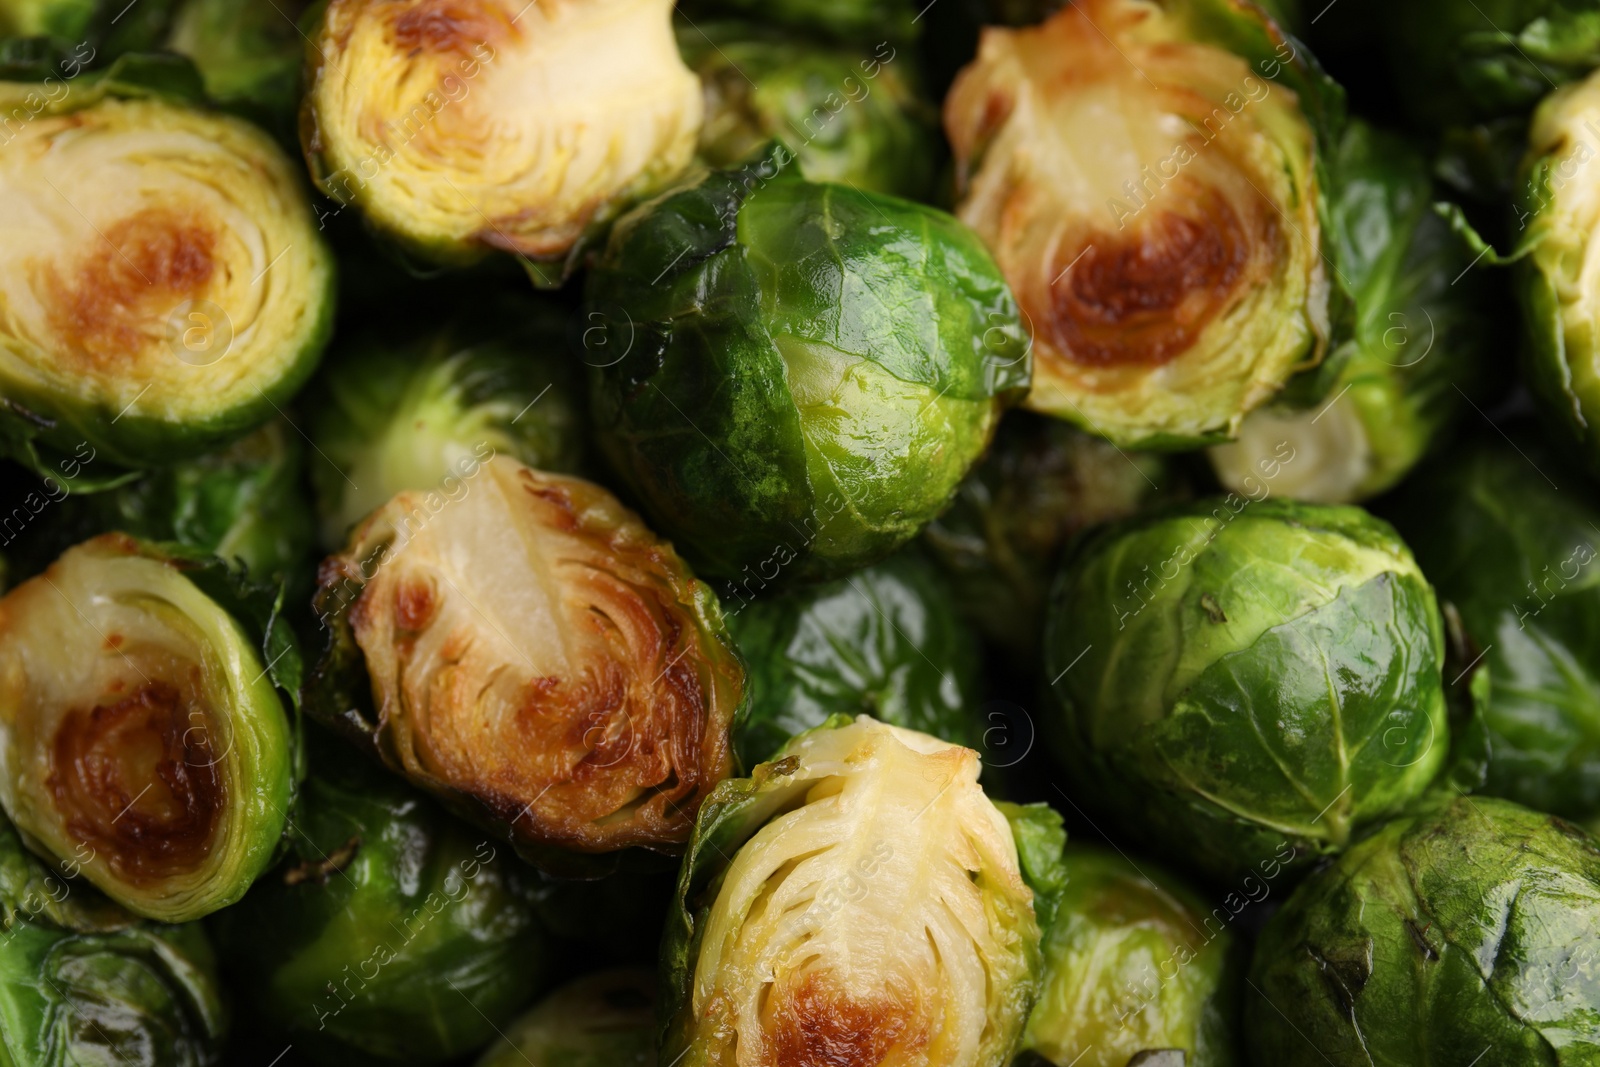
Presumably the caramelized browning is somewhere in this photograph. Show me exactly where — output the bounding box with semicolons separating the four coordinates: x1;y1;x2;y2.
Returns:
47;681;223;884
765;974;926;1067
1046;187;1270;368
389;0;507;55
45;206;217;368
343;462;741;854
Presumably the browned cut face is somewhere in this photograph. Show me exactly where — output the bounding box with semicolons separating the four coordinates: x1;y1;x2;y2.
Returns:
339;460;742;855
387;0;509;55
764;973;928;1067
47;679;223;885
1046;184;1273;368
44;205;217;369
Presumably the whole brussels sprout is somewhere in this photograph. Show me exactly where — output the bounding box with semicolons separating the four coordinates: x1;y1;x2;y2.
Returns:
1044;498;1449;881
0;807;226;1066
163;0;308;136
944;0;1343;448
587;149;1030;584
921;411;1171;660
212;731;550;1065
1209;120;1503;503
1385;436;1600;821
0;54;334;473
1016;843;1241;1067
723;550;983;768
679;24;936;200
476;968;655;1067
1515;67;1600;475
1247;794;1600;1065
307;456;746;867
303;0;702;278
663;716;1054;1067
308;299;586;549
0;534;298;922
2;419;313;587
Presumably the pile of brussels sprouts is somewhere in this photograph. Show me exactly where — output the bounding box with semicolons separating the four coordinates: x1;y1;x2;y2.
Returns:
3;0;1600;1063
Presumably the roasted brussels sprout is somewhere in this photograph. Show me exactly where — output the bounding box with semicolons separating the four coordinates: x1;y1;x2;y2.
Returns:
0;55;334;472
1516;68;1600;475
945;0;1341;448
0;807;227;1066
164;0;308;134
1017;843;1241;1067
0;534;297;922
1045;498;1448;881
1247;794;1600;1065
308;456;745;864
723;550;983;767
3;419;312;586
309;301;586;549
663;716;1047;1067
303;0;703;276
476;968;655;1067
587;150;1030;583
1386;436;1600;821
212;731;549;1065
922;411;1170;659
1210;120;1501;503
679;25;935;199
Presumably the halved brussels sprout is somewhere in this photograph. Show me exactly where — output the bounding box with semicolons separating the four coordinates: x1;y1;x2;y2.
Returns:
0;56;334;470
0;534;296;922
922;411;1172;660
945;0;1339;447
679;24;936;199
1044;498;1448;881
1247;794;1600;1065
1018;843;1241;1067
164;0;308;135
0;807;226;1066
309;299;586;549
308;456;745;863
1209;120;1502;503
663;716;1042;1067
4;418;313;587
588;149;1030;583
303;0;703;275
724;550;983;768
1516;68;1600;474
212;730;549;1065
477;968;655;1067
1386;435;1600;821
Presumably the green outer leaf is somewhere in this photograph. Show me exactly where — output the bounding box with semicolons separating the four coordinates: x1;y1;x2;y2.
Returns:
1215;119;1504;502
993;801;1070;933
1018;842;1241;1067
676;0;919;46
677;23;938;200
588;147;1028;583
1045;497;1448;882
723;550;984;767
1246;795;1600;1066
0;809;225;1066
1385;435;1600;820
211;733;549;1066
